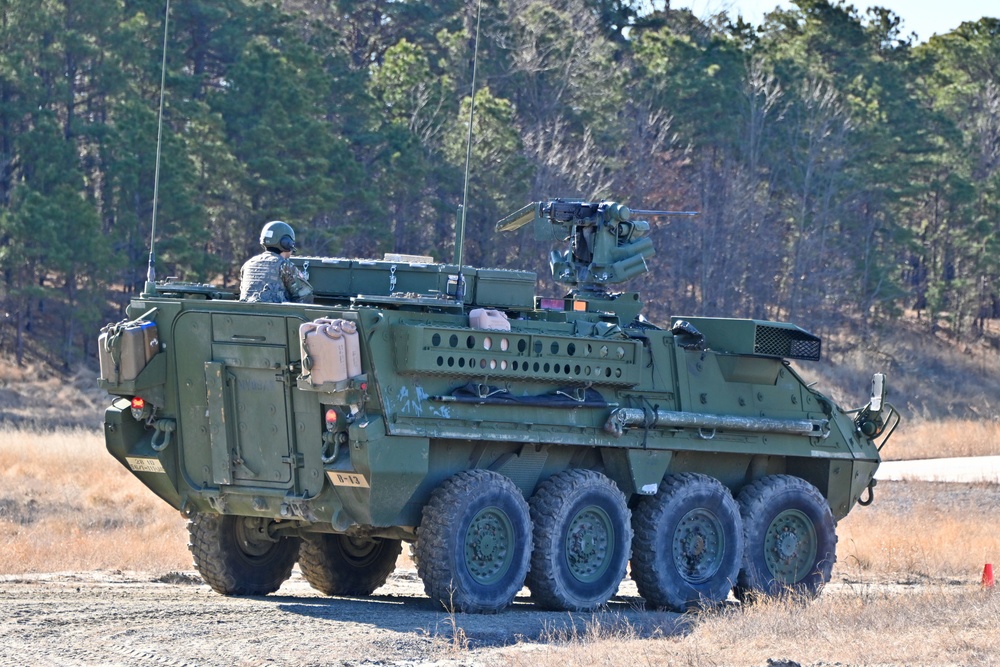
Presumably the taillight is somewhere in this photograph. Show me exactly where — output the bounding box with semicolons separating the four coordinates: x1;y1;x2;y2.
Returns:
325;409;337;431
131;396;151;421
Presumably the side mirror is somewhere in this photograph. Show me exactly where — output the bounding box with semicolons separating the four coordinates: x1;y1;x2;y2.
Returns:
869;373;886;412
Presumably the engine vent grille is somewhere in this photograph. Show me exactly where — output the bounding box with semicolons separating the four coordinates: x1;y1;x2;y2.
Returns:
754;325;821;361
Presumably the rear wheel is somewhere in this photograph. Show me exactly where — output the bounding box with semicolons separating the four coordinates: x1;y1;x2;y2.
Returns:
736;475;837;600
415;470;532;613
188;514;299;596
631;473;742;611
527;469;632;611
299;534;402;596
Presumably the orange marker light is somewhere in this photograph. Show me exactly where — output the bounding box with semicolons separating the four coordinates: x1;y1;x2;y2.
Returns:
325;409;337;430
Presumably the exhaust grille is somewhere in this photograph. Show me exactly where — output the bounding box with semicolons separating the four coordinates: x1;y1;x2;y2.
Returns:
754;325;821;361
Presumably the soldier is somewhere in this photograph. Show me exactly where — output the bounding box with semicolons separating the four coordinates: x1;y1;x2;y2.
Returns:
239;221;314;303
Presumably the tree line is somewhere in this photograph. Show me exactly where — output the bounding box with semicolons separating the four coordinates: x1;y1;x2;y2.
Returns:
0;0;997;367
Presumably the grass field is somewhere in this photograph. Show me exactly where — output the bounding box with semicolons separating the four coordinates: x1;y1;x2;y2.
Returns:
480;587;1000;666
2;425;998;666
880;419;1000;461
0;428;190;573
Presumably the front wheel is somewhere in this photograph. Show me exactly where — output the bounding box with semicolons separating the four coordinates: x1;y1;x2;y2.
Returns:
188;514;299;596
299;534;402;596
415;470;532;613
736;475;837;600
527;469;632;611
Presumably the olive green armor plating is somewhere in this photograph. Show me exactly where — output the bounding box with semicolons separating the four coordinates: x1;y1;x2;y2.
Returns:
99;200;897;613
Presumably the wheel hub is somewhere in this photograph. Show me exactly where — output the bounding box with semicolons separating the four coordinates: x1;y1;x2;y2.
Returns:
340;536;381;566
465;507;513;585
673;508;725;584
764;509;818;583
565;507;613;583
776;530;799;558
234;517;275;558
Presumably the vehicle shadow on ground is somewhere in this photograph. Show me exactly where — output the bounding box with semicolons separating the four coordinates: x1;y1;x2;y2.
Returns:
271;589;684;648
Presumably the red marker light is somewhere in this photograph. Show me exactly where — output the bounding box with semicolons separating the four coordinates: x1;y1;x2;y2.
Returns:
360;382;368;391
325;409;337;429
130;396;149;421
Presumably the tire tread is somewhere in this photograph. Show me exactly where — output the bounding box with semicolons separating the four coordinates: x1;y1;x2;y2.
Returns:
735;474;837;599
631;473;741;611
527;469;632;611
415;470;531;614
298;535;401;596
187;514;298;596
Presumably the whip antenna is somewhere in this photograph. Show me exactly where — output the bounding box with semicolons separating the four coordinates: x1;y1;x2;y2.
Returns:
143;0;170;296
453;0;483;300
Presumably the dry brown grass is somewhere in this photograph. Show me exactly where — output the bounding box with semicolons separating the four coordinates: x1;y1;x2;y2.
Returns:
791;319;1000;424
0;428;190;573
880;419;1000;461
837;480;1000;581
485;588;1000;666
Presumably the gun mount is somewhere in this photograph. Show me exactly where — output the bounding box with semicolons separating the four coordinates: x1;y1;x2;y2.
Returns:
496;199;696;296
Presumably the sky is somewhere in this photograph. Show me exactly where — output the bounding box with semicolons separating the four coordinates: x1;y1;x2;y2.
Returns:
673;0;997;42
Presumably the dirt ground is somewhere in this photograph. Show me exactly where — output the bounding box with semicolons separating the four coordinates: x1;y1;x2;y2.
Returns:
0;567;681;667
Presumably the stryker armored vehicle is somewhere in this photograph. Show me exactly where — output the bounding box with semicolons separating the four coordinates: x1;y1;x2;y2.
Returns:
98;199;896;613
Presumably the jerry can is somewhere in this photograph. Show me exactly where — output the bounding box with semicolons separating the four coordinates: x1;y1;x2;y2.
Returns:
99;320;158;383
330;319;363;378
98;326;117;383
300;322;348;385
469;308;510;331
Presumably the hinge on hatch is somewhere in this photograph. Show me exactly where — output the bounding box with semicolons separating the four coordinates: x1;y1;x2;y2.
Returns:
281;452;305;468
275;363;299;385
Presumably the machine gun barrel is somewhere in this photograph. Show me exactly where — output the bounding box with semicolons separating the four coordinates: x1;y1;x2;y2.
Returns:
629;210;699;217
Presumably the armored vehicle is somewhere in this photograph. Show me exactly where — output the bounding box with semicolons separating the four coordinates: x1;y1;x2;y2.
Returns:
99;199;896;613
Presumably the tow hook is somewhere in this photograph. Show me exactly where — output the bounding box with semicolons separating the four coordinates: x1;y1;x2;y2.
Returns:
151;418;176;452
858;478;877;506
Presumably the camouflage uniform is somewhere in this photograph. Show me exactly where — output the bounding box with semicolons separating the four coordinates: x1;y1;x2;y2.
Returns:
239;251;314;303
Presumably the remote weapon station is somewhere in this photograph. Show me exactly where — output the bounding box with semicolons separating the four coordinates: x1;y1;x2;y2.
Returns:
99;2;895;614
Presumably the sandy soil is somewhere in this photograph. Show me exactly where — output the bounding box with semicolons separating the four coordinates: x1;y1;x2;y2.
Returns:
0;567;681;667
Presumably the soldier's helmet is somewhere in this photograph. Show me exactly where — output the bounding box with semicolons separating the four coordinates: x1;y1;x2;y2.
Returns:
260;220;296;252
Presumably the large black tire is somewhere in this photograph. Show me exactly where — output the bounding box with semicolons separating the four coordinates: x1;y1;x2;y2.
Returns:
631;473;743;612
526;469;632;611
736;475;837;600
415;470;532;614
188;514;299;596
298;534;402;596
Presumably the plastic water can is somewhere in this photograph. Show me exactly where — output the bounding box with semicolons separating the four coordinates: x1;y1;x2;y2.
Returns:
308;318;362;378
336;320;363;378
300;322;348;384
469;308;510;331
98;328;117;383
